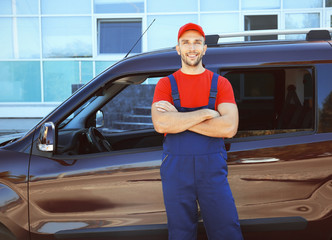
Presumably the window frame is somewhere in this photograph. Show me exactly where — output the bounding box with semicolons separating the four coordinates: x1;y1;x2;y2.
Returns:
96;18;143;59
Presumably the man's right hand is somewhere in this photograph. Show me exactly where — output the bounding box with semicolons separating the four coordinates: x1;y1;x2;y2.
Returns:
155;101;178;113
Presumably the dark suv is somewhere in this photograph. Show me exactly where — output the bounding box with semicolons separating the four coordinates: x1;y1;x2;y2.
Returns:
0;29;332;240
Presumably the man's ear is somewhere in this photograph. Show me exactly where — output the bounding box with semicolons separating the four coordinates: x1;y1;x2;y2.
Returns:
203;44;207;55
176;45;181;55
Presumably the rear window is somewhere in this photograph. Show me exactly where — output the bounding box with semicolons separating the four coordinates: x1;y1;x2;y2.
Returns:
221;67;314;138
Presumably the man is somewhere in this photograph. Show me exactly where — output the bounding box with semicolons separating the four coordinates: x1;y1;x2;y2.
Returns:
151;23;243;240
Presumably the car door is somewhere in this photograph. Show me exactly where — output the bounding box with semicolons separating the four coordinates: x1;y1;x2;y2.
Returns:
222;65;332;239
28;78;169;240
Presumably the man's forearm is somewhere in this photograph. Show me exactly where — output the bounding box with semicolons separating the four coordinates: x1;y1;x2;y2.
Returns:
152;108;218;134
189;103;239;138
189;116;237;138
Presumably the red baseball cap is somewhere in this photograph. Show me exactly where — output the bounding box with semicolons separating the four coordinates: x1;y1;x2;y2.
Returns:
178;23;205;40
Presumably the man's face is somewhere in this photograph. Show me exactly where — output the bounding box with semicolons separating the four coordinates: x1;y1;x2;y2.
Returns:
176;30;207;68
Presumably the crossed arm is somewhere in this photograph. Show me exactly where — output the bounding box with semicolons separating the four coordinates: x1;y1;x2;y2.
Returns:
151;101;239;138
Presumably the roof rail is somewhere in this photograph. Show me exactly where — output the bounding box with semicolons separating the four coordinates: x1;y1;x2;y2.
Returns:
205;28;332;45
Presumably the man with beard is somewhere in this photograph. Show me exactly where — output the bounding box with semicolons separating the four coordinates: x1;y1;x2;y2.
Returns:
151;23;243;240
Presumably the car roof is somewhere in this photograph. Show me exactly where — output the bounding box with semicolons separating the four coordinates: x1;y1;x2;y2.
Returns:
105;39;332;81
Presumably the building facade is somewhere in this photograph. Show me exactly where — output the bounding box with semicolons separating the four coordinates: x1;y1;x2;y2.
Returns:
0;0;332;128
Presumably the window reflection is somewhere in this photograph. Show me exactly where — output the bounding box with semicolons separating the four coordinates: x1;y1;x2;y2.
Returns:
200;0;238;11
0;18;13;59
16;0;39;14
43;61;94;102
285;13;320;39
327;0;332;7
242;0;280;9
0;61;41;102
0;0;11;14
147;15;198;51
17;18;40;59
42;17;92;58
147;0;197;12
98;20;142;54
284;0;322;9
94;0;144;13
41;0;91;14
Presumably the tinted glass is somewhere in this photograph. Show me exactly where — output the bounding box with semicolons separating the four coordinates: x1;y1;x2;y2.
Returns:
242;0;280;9
201;0;238;11
0;18;13;59
95;61;116;75
0;61;41;102
94;0;144;13
147;0;197;12
245;15;278;41
42;17;92;58
0;0;11;14
43;61;80;102
284;0;322;8
201;13;240;35
99;21;142;54
41;0;91;14
16;0;39;14
147;15;198;51
285;13;320;39
100;78;161;132
222;67;314;137
328;0;332;7
17;18;40;59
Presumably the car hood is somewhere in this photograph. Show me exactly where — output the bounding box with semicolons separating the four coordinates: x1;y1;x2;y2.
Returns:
0;132;25;146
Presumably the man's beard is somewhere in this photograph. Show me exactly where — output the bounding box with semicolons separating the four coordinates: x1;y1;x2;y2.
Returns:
180;51;204;67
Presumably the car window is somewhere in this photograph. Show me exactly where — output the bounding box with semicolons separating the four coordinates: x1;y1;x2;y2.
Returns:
221;67;315;138
98;77;160;133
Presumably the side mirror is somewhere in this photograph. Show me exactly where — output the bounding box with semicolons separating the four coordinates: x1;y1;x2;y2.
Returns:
38;122;55;152
96;110;104;128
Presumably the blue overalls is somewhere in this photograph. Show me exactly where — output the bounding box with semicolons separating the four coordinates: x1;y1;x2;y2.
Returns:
160;73;243;240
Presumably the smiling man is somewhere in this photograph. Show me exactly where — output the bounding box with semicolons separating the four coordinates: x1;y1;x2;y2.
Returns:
151;23;243;240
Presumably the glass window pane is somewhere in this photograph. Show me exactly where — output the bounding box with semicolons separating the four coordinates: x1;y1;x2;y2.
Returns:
99;20;142;54
81;61;93;84
147;0;197;12
94;0;144;13
284;0;322;9
327;0;332;7
42;17;92;58
242;0;280;10
147;15;198;51
95;61;116;75
201;13;239;35
41;0;91;14
0;18;13;59
16;0;39;15
201;0;238;11
285;13;320;29
222;67;314;137
0;0;12;15
0;61;41;102
17;18;40;59
285;13;320;39
245;15;278;41
43;61;79;102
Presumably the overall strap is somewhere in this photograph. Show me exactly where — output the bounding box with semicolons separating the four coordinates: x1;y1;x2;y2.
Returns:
168;74;181;109
208;73;219;109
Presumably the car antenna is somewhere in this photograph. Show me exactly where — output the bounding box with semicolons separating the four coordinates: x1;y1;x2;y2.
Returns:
124;19;156;59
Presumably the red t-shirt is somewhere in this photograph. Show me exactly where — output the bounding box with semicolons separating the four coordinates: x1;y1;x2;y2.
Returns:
153;69;236;109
